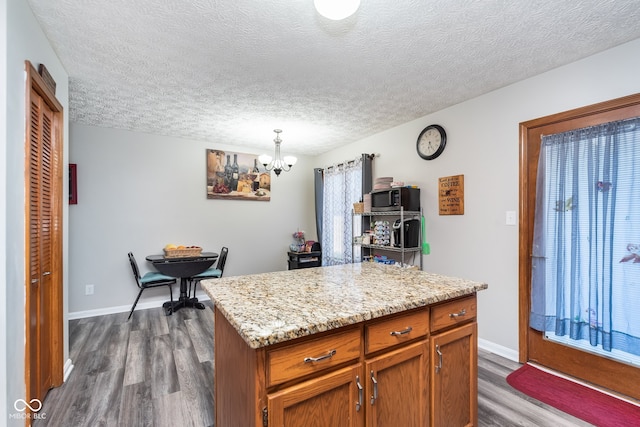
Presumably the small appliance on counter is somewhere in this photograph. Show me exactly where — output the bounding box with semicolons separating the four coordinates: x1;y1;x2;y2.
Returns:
392;218;420;248
371;187;420;212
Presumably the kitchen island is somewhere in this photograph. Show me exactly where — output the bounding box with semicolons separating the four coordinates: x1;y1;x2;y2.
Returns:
202;263;488;427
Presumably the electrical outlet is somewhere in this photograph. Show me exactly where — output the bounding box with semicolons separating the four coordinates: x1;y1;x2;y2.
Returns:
85;284;94;295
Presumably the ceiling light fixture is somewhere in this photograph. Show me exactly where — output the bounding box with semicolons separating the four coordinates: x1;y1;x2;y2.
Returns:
314;0;361;20
259;129;297;177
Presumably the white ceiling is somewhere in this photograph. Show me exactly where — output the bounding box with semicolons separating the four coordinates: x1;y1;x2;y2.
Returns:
27;0;640;155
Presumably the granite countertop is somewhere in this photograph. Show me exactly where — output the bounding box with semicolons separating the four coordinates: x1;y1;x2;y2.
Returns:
201;263;488;349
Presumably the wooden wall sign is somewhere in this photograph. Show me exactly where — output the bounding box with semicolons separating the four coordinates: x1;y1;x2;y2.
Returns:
439;174;464;215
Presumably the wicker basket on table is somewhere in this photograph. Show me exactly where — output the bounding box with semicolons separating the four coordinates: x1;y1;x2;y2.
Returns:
163;246;202;258
353;202;364;214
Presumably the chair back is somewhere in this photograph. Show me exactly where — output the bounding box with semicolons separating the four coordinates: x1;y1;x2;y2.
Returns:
216;247;228;277
128;252;143;288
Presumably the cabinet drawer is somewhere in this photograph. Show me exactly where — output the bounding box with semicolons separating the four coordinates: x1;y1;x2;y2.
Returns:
365;309;429;354
430;295;476;332
267;328;361;387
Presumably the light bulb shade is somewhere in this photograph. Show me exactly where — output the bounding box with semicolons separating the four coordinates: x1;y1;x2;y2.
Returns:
314;0;361;20
258;154;272;165
283;156;297;166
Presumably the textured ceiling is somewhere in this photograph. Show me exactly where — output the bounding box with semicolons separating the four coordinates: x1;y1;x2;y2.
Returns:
27;0;640;155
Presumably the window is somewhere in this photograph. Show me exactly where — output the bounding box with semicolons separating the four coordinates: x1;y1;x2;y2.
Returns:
315;154;372;266
530;116;640;364
321;159;363;266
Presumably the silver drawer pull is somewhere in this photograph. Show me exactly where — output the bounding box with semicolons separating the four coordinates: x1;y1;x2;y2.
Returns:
370;370;378;405
356;375;363;412
449;309;466;318
435;345;443;373
390;326;413;336
304;349;336;363
43;271;51;276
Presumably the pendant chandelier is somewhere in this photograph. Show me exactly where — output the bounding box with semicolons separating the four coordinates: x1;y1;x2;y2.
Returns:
259;129;297;177
314;0;361;20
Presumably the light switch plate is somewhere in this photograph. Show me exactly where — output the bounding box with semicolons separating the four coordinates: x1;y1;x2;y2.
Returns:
506;211;517;226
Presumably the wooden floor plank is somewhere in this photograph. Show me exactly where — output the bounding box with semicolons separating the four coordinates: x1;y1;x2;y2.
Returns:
98;322;130;373
185;316;214;363
68;321;95;362
35;366;94;426
123;329;149;386
174;348;215;426
84;367;125;426
149;308;171;336
80;314;113;353
167;311;195;351
118;381;154;427
149;334;180;399
200;359;215;405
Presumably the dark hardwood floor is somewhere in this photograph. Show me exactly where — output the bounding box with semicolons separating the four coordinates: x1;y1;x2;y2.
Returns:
36;302;594;426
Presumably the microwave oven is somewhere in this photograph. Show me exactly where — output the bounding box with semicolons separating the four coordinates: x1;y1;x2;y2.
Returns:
370;187;420;212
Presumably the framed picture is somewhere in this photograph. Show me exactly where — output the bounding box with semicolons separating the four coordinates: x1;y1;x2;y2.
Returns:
206;149;271;201
69;163;77;204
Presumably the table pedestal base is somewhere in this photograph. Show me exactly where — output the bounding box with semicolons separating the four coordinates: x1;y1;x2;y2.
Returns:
163;297;205;314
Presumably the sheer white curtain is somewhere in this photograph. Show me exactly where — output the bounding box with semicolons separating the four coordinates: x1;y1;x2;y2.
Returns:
321;158;363;266
531;117;640;357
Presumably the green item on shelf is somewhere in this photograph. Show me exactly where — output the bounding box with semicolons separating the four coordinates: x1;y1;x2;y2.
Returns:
421;215;430;255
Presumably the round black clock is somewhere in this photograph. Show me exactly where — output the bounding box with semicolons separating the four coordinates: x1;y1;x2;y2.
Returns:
416;124;447;160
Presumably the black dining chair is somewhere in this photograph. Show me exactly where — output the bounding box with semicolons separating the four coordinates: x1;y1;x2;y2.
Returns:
188;247;228;298
127;252;177;320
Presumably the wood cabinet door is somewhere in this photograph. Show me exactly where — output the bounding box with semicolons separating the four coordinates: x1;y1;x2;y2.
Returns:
430;322;477;427
365;340;429;427
25;62;64;405
268;364;364;427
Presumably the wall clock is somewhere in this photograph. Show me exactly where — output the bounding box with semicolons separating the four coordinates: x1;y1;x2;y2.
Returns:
416;124;447;160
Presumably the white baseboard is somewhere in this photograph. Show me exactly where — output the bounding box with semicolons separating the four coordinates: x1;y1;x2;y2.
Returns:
63;359;74;382
478;338;519;362
68;292;212;320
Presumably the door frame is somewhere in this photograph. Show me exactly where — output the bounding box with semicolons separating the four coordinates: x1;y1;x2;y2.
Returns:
518;92;640;398
24;60;64;408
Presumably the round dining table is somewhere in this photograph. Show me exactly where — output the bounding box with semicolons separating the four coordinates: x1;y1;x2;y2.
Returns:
146;252;218;313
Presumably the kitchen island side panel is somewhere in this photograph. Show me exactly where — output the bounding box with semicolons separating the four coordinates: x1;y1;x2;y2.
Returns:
215;308;265;427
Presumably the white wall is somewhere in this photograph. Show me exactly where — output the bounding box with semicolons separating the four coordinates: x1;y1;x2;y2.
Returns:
4;0;69;423
68;125;316;314
1;2;8;423
316;38;640;354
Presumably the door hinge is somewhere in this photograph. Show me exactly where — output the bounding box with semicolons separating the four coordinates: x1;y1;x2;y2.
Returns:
262;407;268;427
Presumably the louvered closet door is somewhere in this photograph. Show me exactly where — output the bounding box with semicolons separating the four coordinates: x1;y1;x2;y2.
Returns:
28;87;54;399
